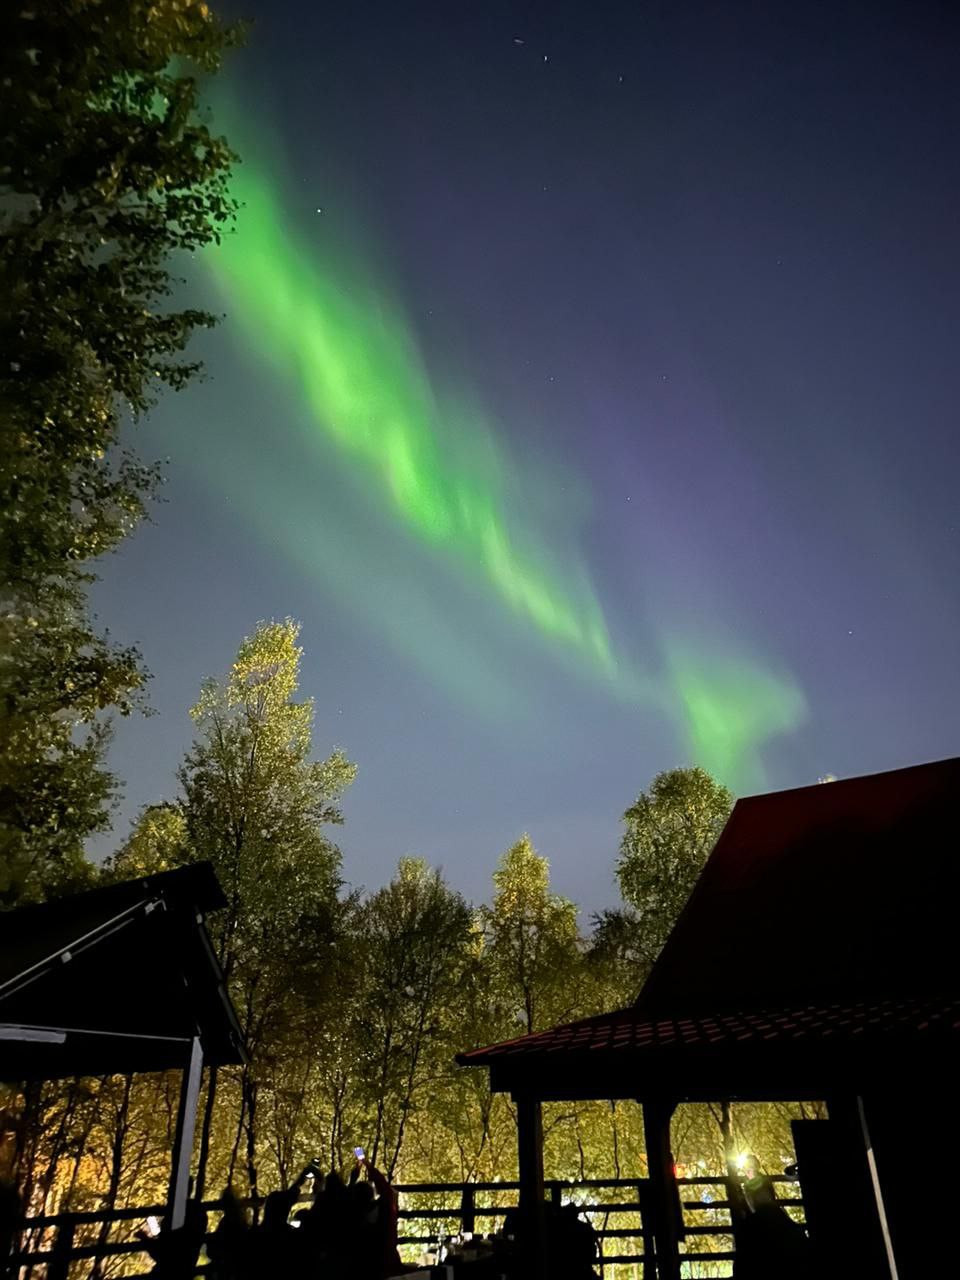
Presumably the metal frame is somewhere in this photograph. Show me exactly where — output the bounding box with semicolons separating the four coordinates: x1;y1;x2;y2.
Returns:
167;1035;205;1230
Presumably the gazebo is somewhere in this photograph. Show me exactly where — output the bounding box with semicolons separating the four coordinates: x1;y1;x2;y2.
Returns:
0;863;246;1229
458;757;960;1280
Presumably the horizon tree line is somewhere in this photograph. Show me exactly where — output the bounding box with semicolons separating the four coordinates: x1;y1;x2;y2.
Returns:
4;617;812;1247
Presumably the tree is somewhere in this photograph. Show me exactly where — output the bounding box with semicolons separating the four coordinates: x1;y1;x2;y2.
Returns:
356;859;472;1178
425;912;517;1182
484;835;581;1035
107;803;188;880
483;839;636;1186
586;905;649;1006
615;767;733;969
181;619;354;957
614;768;736;1208
0;0;239;904
178;618;356;1196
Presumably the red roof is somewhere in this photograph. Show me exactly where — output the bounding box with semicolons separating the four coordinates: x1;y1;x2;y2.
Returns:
457;993;960;1065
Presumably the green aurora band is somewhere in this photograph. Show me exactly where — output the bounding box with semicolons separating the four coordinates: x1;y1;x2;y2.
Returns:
210;162;615;676
205;133;806;787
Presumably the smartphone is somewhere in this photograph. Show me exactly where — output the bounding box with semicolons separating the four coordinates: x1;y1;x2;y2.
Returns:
354;1146;365;1161
144;1216;161;1238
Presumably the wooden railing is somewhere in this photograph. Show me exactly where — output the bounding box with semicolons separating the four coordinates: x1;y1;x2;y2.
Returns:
393;1177;656;1272
390;1176;802;1275
9;1175;803;1278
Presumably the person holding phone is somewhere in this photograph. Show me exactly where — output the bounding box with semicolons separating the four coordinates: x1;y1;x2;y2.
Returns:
349;1149;404;1278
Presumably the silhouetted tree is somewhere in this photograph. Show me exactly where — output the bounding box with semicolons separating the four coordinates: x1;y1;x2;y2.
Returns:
0;0;238;903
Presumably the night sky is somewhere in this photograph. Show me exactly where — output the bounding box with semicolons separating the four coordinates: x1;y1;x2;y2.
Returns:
92;0;960;913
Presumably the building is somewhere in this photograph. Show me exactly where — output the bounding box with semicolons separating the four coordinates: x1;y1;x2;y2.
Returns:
0;863;246;1230
458;758;960;1279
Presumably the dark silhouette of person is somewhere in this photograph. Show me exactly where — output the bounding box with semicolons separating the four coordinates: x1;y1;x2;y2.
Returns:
553;1202;600;1278
349;1155;404;1278
500;1198;599;1280
310;1168;351;1272
143;1200;208;1280
733;1154;809;1280
0;1181;21;1276
290;1171;329;1275
206;1187;251;1280
249;1189;297;1274
246;1161;327;1277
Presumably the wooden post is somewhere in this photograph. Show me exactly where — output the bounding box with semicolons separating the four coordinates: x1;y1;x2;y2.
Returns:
515;1094;546;1280
460;1181;476;1236
167;1035;203;1230
639;1179;657;1280
47;1215;76;1280
643;1098;681;1280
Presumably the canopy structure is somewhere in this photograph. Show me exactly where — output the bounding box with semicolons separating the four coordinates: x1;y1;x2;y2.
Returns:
0;863;247;1226
458;758;960;1280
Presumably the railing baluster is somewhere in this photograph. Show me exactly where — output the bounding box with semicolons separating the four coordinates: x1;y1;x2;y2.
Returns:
46;1214;75;1280
459;1182;475;1235
639;1180;656;1280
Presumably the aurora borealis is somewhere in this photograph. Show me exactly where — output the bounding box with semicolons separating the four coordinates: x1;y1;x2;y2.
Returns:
208;143;617;681
93;0;960;909
203;120;806;785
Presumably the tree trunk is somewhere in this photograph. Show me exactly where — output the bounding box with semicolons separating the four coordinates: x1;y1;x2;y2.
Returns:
33;1081;80;1217
716;1100;747;1239
370;1021;394;1171
194;1065;218;1201
227;1081;246;1190
91;1076;132;1280
244;1076;260;1209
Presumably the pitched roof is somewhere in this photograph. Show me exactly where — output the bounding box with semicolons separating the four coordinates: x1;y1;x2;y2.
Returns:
457;993;960;1065
457;758;960;1087
637;756;960;1016
0;864;246;1078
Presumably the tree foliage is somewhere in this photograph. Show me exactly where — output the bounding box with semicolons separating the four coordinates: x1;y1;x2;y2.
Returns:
8;619;807;1258
356;859;472;1176
616;767;734;968
484;835;581;1035
0;0;239;904
586;904;649;1006
108;803;187;880
177;619;356;1196
180;618;355;946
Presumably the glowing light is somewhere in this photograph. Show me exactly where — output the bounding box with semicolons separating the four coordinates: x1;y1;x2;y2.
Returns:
207;149;616;680
198;115;807;786
664;645;806;788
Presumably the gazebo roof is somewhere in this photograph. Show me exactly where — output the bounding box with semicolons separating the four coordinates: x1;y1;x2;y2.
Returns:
0;863;246;1080
458;758;960;1098
456;993;960;1098
459;993;960;1062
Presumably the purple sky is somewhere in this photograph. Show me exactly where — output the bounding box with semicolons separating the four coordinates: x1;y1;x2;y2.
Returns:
93;0;960;913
